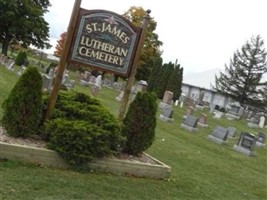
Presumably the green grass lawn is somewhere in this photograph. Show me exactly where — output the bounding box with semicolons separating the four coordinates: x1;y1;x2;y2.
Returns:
0;65;267;200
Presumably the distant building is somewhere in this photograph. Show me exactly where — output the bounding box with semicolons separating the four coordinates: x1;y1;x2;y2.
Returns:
181;83;232;108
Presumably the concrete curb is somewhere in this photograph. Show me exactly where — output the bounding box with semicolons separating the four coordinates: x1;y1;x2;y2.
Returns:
0;142;171;179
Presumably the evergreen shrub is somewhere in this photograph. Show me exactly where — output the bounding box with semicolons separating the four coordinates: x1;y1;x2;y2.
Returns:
15;51;27;66
46;91;123;166
2;67;43;137
121;91;158;156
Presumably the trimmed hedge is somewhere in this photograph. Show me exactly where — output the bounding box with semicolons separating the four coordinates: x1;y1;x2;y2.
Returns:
2;67;43;137
121;91;158;156
45;91;124;167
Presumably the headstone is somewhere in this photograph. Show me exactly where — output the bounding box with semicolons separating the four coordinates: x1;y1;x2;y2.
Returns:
213;111;223;119
180;115;199;132
83;71;91;82
180;101;184;108
134;80;148;93
0;54;5;64
259;116;265;128
255;132;266;147
159;107;174;122
5;59;14;70
48;68;55;77
175;100;179;106
198;90;204;105
247;122;259;128
186;106;194;116
209;104;216;113
246;111;253;119
227;127;237;138
89;75;96;85
17;66;26;76
116;91;124;102
238;107;244;117
162;91;173;105
42;74;53;91
233;132;256;156
198;113;208;127
208;126;229;144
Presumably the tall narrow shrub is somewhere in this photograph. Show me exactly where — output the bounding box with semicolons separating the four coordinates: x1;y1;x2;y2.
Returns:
15;51;27;66
2;66;43;137
121;91;158;155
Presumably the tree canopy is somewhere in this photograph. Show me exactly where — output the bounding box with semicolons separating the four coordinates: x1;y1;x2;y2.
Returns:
54;32;66;58
123;6;163;81
214;35;267;106
0;0;51;55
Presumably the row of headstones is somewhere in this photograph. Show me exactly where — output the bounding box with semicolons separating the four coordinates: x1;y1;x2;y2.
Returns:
208;127;266;156
220;104;267;128
210;105;266;129
80;70;126;91
180;115;266;156
115;80;148;102
158;92;208;123
42;68;75;91
0;54;15;70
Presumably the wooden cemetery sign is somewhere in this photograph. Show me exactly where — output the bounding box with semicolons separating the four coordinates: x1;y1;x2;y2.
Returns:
45;0;146;121
68;9;141;77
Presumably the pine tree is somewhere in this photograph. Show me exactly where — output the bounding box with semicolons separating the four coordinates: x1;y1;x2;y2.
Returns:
214;35;267;106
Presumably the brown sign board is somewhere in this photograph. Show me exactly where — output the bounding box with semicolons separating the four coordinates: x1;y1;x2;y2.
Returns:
68;9;141;77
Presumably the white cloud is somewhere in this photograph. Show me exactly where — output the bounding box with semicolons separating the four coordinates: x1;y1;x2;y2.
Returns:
44;0;267;74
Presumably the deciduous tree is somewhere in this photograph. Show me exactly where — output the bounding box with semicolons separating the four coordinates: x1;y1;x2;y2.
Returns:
0;0;51;55
54;32;67;58
123;6;163;81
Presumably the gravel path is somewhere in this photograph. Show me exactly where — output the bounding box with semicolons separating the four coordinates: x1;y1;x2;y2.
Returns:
0;126;46;148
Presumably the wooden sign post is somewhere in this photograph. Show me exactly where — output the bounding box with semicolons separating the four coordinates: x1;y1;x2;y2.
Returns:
45;0;81;121
118;10;151;121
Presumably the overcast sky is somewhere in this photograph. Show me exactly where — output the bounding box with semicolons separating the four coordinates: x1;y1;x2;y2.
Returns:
44;0;267;74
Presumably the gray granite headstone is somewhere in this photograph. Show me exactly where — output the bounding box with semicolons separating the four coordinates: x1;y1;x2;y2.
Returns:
183;115;198;128
233;132;256;156
180;115;199;132
159;107;174;122
212;126;228;140
162;108;173;118
208;126;228;144
255;132;266;147
227;127;237;138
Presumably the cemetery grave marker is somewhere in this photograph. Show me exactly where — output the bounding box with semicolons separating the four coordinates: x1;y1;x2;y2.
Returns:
207;126;229;144
159;107;174;122
198;113;208;127
259;116;265;128
226;105;244;120
255;132;266;147
180;115;199;132
233;132;256;156
227;126;237;138
213;111;223;119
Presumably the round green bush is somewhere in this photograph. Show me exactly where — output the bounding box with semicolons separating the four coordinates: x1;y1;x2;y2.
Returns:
121;91;158;156
45;91;124;166
2;66;43;137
